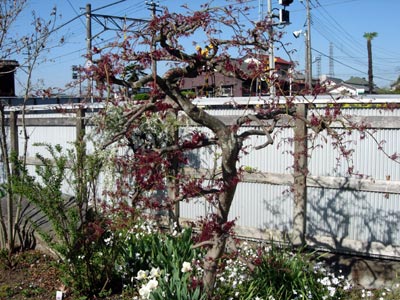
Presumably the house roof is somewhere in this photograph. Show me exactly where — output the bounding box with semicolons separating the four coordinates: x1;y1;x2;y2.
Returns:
345;76;369;86
0;60;19;68
227;55;292;79
320;75;343;85
242;54;292;66
327;82;366;95
274;57;292;65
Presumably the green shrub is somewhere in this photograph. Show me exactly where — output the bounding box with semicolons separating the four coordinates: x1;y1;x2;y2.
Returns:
213;242;351;300
182;90;196;99
11;143;125;298
134;93;150;100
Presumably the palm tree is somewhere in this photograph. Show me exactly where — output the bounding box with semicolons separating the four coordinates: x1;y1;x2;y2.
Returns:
363;32;378;94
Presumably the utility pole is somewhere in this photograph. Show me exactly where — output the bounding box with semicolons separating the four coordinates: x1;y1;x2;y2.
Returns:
305;0;312;91
266;0;293;96
267;0;276;97
84;3;149;99
257;0;263;96
329;42;334;77
146;1;160;80
316;55;321;78
86;3;92;100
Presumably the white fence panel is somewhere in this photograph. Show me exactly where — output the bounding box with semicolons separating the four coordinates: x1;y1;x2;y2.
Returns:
2;97;400;258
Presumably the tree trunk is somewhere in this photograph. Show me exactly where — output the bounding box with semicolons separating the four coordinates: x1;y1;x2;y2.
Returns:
202;233;227;295
202;130;240;296
0;106;13;251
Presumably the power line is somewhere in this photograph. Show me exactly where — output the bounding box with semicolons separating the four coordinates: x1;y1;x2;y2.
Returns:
92;0;128;13
304;0;399;85
7;0;129;58
313;0;399;60
309;2;365;62
66;0;86;28
312;47;393;82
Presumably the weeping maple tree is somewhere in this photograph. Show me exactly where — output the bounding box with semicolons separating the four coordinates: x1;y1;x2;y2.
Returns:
89;1;354;296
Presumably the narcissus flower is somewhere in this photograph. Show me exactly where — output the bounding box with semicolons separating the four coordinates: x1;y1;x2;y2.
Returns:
181;261;192;273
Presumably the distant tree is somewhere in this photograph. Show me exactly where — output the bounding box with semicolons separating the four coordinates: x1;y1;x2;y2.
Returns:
363;31;378;94
390;75;400;92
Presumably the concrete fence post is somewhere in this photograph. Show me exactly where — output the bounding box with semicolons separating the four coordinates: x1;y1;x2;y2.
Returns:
76;108;86;141
9;111;18;165
292;103;308;246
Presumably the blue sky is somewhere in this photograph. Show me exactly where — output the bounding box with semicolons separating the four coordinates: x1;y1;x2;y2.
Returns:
10;0;400;95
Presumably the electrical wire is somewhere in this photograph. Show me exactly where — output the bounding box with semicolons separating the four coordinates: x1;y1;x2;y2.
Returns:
313;0;398;60
66;0;86;28
303;0;399;85
13;0;398;88
312;47;393;82
6;0;130;59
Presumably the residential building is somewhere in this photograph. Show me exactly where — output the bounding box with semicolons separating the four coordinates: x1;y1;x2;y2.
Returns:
0;60;19;97
321;76;377;96
181;55;293;97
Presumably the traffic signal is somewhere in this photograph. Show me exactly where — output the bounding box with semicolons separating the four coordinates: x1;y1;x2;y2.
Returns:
279;9;290;23
72;65;78;79
278;0;293;24
279;0;293;6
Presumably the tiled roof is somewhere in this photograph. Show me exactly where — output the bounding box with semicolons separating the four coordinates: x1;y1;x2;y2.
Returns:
345;76;369;86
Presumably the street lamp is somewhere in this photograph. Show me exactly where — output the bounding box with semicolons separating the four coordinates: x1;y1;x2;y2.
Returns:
293;29;312;91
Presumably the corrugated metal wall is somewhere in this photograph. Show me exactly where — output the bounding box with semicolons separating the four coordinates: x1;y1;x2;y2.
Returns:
1;102;400;258
181;106;400;257
181;109;295;232
20;113;77;157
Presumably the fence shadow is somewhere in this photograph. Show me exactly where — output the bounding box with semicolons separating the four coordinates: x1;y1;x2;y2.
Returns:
1;195;80;252
305;178;400;288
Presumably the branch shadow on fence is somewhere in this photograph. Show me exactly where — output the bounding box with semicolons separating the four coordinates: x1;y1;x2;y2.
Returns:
305;178;400;288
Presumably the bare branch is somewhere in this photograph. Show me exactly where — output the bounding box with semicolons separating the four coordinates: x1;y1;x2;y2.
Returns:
154;138;218;155
170;187;221;206
237;115;277;149
192;240;215;249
